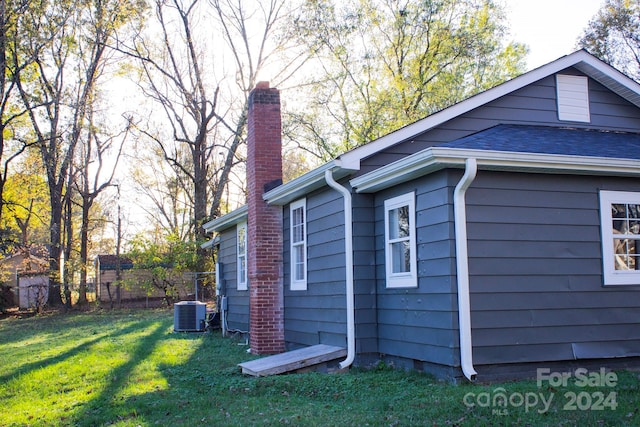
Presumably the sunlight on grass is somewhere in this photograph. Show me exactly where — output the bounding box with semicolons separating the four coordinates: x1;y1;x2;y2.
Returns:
0;310;205;426
116;335;200;397
1;333;52;350
1;309;638;426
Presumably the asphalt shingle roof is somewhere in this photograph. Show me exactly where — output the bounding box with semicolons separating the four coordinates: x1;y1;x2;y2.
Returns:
442;125;640;160
96;254;134;271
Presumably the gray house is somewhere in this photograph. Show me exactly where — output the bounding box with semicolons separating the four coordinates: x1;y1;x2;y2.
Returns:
203;50;640;382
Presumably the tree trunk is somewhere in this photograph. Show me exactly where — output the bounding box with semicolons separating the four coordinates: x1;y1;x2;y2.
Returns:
47;196;64;307
193;138;208;272
115;206;122;308
77;198;92;306
63;170;73;310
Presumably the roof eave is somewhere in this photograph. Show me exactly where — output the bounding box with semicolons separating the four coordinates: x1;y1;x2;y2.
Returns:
339;50;640;171
200;235;220;249
202;205;248;233
263;160;357;206
202;161;359;232
351;147;640;193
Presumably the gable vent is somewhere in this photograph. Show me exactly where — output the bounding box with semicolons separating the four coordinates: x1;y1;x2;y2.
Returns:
556;74;590;123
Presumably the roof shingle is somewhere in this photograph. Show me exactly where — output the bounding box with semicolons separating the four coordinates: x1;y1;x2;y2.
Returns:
443;125;640;160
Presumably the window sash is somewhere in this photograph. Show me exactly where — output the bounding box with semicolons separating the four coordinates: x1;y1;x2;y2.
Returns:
384;192;417;288
237;222;247;290
290;199;307;290
600;191;640;285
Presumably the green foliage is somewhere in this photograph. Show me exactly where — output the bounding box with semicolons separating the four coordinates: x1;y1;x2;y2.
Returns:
579;0;640;81
1;309;639;426
1;153;50;247
124;234;201;301
126;233;200;272
286;0;528;161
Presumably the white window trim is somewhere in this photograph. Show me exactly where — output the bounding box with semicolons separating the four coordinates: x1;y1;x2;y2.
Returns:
556;74;590;123
290;198;307;290
599;190;640;286
384;192;417;288
236;222;248;291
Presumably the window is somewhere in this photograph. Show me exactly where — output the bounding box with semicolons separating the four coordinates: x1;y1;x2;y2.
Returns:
290;199;307;290
599;191;640;285
556;74;590;123
384;192;417;288
237;222;248;290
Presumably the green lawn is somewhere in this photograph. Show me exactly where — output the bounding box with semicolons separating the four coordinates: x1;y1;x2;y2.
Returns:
1;308;638;426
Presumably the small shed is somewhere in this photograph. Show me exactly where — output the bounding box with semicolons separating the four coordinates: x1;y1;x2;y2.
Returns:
94;254;136;302
0;246;49;309
18;274;49;310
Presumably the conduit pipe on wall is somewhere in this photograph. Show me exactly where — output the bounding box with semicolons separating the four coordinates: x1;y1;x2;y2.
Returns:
453;158;478;382
324;168;356;369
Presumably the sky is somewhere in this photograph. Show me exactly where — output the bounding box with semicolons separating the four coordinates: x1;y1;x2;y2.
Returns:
504;0;605;70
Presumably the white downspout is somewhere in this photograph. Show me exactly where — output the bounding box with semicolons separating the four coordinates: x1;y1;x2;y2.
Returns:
324;169;355;369
454;158;478;382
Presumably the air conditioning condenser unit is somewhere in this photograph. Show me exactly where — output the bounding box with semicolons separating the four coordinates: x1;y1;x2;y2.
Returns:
174;301;207;332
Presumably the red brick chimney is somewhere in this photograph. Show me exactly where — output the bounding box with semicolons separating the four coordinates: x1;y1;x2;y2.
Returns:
247;81;285;354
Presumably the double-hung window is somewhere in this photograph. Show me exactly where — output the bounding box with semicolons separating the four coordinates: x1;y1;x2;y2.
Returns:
290;199;307;290
599;190;640;285
384;192;417;288
237;222;248;290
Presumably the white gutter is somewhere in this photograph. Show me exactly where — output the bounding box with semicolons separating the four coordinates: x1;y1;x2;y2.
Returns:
351;147;640;194
324;168;355;369
202;205;248;233
264;160;356;206
454;158;478;382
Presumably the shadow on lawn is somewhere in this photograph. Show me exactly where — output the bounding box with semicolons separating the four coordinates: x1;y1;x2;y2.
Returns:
69;326;246;426
68;317;207;426
0;319;161;385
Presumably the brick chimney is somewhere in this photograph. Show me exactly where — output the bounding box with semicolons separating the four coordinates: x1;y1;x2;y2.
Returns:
247;81;285;354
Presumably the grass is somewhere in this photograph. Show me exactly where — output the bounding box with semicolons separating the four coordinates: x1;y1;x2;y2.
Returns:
0;309;638;426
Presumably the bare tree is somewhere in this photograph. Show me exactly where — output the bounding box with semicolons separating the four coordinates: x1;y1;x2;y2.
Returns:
119;0;222;255
130;145;194;241
119;0;306;270
75;108;128;306
579;0;640;81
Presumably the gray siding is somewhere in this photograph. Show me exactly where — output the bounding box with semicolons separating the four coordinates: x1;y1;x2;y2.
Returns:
284;187;348;349
466;172;640;365
375;171;459;367
283;181;378;354
370;168;640;371
217;226;249;332
353;192;378;355
359;69;640;174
